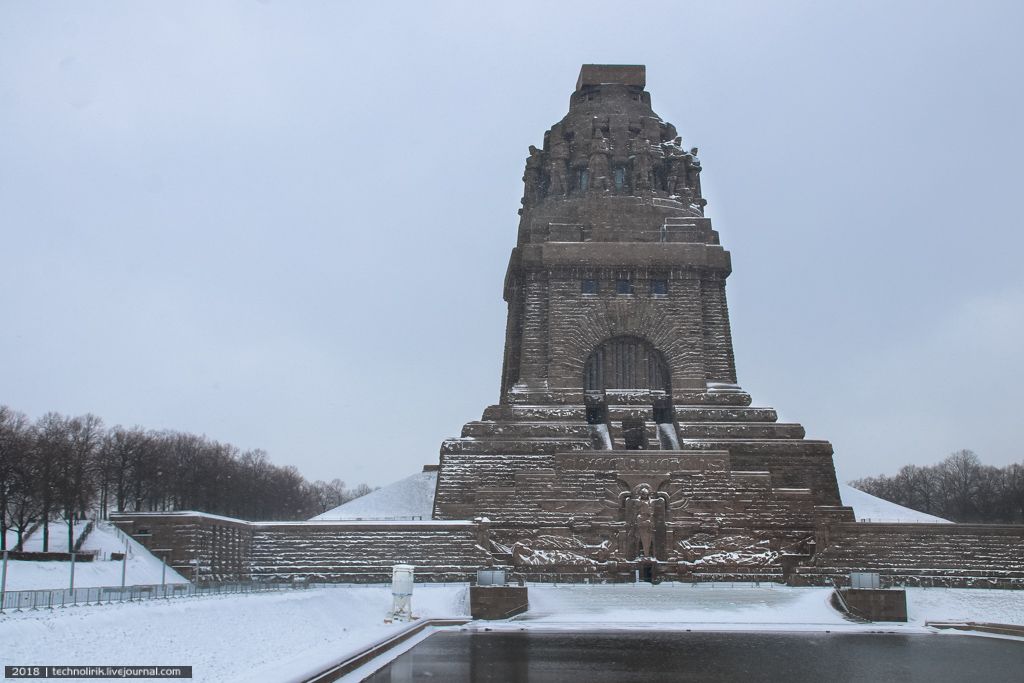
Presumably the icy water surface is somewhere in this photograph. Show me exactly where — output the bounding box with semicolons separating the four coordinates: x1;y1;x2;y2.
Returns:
364;630;1024;682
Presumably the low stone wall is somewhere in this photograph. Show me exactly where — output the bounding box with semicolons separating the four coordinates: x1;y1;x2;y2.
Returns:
470;586;529;619
251;521;490;583
112;513;1024;588
795;522;1024;588
5;551;96;562
113;513;253;583
841;588;907;622
112;513;490;584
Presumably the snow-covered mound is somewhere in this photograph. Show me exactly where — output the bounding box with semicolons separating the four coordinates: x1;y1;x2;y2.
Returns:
311;470;437;520
839;483;950;523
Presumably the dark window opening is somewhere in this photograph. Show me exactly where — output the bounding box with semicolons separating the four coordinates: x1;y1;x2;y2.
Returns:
653;398;673;424
623;419;646;450
650;279;668;296
640;563;654;582
578;169;589;191
586;401;607;425
581;278;599;295
616;279;634;295
614;167;625;190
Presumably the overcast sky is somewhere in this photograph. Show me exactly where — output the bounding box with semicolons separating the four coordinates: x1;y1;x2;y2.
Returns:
2;1;1022;488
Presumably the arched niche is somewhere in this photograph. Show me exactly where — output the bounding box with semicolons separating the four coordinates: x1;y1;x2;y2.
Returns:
583;336;671;392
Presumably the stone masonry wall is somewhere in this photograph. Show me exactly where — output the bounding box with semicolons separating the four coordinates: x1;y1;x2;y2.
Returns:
795;522;1024;588
113;513;491;584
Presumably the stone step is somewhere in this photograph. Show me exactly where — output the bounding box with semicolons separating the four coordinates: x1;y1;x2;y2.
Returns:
441;438;594;455
674;406;779;422
675;423;806;439
680;439;835;457
482;405;588;421
461;421;593;439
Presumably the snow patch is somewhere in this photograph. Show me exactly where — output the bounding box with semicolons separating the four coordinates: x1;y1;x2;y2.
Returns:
312;471;437;521
839;483;951;523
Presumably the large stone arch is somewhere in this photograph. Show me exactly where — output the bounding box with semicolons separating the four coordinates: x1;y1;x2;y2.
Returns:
584;335;671;392
551;294;702;393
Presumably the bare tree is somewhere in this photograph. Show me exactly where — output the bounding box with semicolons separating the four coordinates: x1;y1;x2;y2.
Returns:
52;414;103;551
33;412;76;551
0;406;33;550
853;449;1023;523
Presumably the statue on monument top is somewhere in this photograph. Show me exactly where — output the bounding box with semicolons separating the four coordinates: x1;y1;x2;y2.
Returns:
630;137;656;193
547;137;571;196
664;137;687;196
587;127;612;192
522;145;544;206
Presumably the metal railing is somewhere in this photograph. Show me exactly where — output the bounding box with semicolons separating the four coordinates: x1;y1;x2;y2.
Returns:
0;581;295;613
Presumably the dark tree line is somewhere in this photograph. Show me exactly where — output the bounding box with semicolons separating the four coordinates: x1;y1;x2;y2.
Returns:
0;405;374;551
851;449;1024;524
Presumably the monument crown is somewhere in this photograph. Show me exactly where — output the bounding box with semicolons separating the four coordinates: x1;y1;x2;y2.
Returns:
575;64;647;91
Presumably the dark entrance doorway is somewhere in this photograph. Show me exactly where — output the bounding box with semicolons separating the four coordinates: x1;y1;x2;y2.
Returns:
584;336;670;393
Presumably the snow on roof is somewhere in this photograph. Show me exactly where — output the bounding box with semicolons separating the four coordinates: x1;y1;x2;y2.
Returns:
839;483;951;523
310;470;437;521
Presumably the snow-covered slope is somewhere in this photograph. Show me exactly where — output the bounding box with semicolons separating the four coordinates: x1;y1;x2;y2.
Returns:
311;470;437;521
839;483;950;523
2;520;188;591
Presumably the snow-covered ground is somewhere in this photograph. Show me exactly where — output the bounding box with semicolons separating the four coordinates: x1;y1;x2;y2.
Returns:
839;483;951;523
1;582;1021;682
517;583;1024;631
0;584;468;683
312;470;436;520
5;521;89;553
2;521;187;591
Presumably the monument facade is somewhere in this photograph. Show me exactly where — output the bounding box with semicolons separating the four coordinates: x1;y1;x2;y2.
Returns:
432;64;852;581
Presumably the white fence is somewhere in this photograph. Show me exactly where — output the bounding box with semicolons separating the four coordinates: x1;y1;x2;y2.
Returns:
0;581;295;612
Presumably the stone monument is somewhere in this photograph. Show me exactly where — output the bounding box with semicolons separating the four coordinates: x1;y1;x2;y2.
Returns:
431;64;854;582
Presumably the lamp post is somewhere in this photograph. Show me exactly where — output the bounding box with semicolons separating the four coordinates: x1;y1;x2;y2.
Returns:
120;537;128;590
1;549;8;614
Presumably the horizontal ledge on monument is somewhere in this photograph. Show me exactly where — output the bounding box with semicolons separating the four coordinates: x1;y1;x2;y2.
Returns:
676;422;806;439
682;439;835;456
501;391;754;407
672;406;778;422
441;438;594;455
519;242;732;270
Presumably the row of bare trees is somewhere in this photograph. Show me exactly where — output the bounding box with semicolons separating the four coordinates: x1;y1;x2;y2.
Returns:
850;449;1024;523
0;405;374;552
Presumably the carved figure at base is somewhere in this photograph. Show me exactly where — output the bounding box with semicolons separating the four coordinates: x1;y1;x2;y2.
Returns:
624;484;665;558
